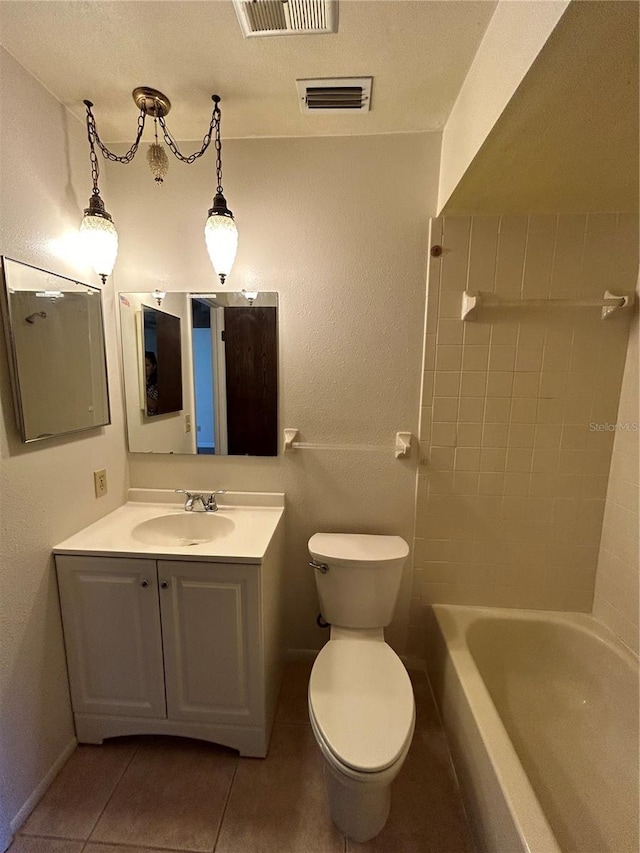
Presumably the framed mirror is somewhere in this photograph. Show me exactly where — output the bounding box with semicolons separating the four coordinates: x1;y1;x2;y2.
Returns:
0;256;110;443
119;291;278;456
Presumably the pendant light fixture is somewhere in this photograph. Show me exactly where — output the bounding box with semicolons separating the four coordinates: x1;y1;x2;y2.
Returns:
79;100;119;285
79;90;237;286
204;96;238;285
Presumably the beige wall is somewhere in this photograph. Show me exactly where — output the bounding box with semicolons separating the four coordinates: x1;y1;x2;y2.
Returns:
438;0;569;211
593;303;639;654
107;132;441;654
408;213;638;654
0;48;129;847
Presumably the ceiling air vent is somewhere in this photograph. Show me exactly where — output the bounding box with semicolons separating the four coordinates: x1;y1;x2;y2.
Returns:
296;77;372;114
232;0;338;37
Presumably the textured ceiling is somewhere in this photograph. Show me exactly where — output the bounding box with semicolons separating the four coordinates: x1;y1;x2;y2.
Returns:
442;0;639;214
0;0;497;141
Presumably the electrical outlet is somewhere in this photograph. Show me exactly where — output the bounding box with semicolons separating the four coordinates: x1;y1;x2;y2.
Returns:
185;414;191;433
94;468;108;498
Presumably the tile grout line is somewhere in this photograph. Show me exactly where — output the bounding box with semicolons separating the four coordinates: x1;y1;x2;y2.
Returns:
78;838;217;853
210;759;239;853
16;832;86;844
82;741;142;848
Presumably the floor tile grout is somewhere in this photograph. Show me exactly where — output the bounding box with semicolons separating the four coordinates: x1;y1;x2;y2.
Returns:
83;741;142;845
17;833;212;853
210;760;239;853
17;832;85;843
83;840;222;853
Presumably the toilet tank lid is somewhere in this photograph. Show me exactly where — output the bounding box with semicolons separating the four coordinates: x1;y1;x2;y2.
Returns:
309;533;409;565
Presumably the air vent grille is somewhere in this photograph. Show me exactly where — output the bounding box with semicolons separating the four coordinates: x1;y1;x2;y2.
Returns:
297;77;372;114
233;0;337;37
305;86;364;110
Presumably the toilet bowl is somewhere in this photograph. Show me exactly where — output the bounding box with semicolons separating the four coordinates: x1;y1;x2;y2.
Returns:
307;533;415;842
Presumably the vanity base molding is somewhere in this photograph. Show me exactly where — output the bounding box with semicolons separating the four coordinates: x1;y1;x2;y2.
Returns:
74;713;269;758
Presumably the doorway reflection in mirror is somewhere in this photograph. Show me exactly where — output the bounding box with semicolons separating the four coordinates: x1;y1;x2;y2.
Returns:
119;291;278;456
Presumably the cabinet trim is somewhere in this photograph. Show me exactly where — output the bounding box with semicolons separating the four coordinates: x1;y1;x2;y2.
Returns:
73;713;268;758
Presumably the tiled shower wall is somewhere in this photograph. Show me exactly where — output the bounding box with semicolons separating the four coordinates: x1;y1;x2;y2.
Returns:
408;214;638;651
593;309;639;654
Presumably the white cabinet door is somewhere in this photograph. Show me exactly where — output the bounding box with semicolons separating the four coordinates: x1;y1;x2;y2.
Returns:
56;555;166;718
158;561;262;725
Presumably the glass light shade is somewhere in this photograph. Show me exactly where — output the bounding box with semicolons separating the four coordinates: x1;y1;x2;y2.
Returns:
204;213;238;284
80;212;118;283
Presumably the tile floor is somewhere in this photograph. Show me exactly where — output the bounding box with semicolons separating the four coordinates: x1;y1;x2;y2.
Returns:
11;663;473;853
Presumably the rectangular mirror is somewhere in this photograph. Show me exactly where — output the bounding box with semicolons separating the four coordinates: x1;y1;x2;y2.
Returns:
0;256;110;443
119;291;278;456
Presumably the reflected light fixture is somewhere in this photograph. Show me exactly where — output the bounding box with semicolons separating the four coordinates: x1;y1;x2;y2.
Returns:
152;289;166;307
241;289;258;306
35;291;64;300
79;89;238;287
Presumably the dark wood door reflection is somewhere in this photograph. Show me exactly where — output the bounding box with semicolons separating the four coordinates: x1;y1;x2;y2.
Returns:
224;306;277;456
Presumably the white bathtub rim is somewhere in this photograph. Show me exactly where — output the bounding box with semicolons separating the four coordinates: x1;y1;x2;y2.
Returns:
432;603;639;853
433;604;561;853
434;604;638;668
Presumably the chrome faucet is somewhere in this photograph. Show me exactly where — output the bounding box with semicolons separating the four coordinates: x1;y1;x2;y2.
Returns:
175;489;226;512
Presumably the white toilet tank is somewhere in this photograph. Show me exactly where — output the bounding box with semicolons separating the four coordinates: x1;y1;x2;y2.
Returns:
308;533;409;629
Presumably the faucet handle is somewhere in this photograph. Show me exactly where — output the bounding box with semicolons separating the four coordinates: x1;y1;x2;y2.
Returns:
175;489;195;509
204;490;226;511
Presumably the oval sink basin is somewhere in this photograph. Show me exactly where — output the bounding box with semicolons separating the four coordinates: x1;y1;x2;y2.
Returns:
132;513;235;546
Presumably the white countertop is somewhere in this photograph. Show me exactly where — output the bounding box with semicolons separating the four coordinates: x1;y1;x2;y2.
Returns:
53;490;285;564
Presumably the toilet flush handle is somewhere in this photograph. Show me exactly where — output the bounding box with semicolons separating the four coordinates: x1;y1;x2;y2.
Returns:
309;559;329;574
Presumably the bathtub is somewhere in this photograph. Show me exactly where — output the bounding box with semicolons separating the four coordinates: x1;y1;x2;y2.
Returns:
427;605;639;853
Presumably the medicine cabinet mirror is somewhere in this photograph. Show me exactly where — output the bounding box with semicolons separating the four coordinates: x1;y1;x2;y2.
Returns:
0;256;110;443
119;291;278;456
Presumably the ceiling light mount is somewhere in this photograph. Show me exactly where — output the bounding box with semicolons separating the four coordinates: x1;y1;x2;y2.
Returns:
132;86;171;118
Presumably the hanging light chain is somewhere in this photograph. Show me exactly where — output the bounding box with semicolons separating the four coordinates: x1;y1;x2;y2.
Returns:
214;98;223;194
157;97;219;165
84;104;101;196
84;99;146;165
83;94;222;170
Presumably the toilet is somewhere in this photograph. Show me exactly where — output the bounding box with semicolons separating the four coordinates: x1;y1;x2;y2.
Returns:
307;533;415;842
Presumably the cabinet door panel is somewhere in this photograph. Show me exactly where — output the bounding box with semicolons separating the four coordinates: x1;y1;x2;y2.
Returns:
56;555;166;718
159;561;261;724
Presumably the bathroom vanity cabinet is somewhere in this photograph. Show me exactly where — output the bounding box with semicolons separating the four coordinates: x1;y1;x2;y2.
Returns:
53;492;285;757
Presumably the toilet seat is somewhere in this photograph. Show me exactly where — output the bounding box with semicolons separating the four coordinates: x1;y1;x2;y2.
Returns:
309;703;413;787
308;639;415;774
